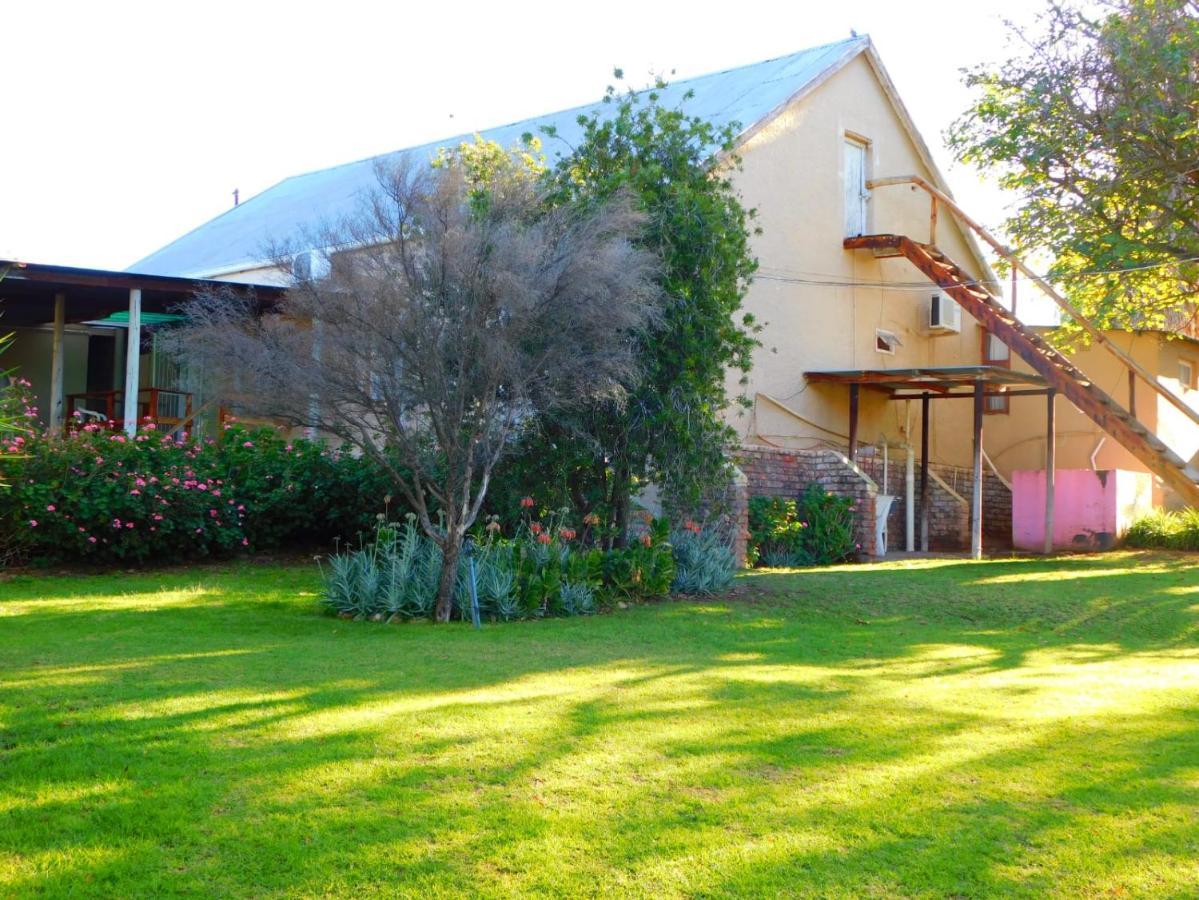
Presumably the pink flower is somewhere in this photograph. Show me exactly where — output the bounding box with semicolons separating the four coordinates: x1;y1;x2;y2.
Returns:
28;519;37;527
197;483;207;491
88;536;97;544
129;489;140;496
46;504;56;512
125;522;134;529
112;518;122;528
242;441;254;448
195;527;203;534
241;538;249;546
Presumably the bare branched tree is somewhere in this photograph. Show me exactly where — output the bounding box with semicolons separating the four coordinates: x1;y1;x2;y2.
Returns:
175;153;661;621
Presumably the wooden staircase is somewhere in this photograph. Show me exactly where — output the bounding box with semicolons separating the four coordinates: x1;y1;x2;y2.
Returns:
845;232;1199;507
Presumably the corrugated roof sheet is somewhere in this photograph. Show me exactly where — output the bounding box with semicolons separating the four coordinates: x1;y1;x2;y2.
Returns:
128;37;868;279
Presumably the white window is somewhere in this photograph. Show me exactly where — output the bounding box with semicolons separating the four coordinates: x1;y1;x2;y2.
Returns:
1181;359;1195;390
875;329;900;355
844;136;870;237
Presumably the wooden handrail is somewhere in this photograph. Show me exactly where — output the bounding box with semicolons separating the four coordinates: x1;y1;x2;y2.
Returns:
866;174;1199;430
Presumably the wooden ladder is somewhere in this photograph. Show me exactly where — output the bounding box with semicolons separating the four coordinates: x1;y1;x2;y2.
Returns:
845;232;1199;507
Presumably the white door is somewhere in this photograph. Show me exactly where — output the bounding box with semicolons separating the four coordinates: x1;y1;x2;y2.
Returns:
844;138;869;237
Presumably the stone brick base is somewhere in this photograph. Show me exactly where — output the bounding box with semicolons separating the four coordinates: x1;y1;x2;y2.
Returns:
733;444;1013;558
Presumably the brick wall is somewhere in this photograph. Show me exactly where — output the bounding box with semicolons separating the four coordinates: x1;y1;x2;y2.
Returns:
734;444;1013;555
733;446;882;557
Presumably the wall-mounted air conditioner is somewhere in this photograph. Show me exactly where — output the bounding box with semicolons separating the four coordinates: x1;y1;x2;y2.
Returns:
291;249;331;283
928;292;961;334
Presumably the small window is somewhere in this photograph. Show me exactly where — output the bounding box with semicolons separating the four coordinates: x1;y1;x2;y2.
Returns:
844;136;870;237
985;391;1010;415
1181;359;1195;390
875;329;900;355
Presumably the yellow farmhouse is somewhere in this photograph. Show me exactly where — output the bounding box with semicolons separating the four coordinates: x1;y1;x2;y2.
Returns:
11;36;1197;557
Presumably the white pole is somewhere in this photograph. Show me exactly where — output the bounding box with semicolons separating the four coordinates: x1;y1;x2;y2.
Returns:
905;443;915;552
49;292;66;432
123;288;141;437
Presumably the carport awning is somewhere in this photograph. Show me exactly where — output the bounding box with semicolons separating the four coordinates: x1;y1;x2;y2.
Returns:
805;365;1049;396
0;259;285;327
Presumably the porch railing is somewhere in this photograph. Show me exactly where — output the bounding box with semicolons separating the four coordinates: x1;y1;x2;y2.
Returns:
66;387;194;434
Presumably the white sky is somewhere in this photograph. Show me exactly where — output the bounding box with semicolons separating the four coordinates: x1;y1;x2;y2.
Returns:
1;0;1052;316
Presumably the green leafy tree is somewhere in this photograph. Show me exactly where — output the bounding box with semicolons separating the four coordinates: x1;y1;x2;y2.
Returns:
516;76;760;542
949;0;1199;334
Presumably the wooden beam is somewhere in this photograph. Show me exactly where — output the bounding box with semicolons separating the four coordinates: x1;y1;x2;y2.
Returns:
920;392;930;552
890;388;1051;400
1128;369;1137;421
971;379;984;560
1045;389;1056;555
848;384;860;463
48;292;65;433
123;289;141;437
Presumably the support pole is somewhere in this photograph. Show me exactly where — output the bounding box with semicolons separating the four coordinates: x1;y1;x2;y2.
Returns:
123;288;141;437
970;380;984;560
49;292;66;433
1128;369;1137;421
848;384;860;463
1044;389;1056;555
905;443;915;552
920;392;930;552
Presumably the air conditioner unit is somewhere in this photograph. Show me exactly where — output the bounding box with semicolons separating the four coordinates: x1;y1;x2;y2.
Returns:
291;249;331;283
928;292;961;334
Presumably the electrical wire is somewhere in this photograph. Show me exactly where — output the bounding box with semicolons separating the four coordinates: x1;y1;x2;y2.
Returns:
755;253;1199;293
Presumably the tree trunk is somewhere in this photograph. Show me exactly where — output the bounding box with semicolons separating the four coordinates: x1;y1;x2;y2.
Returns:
434;531;462;623
610;461;631;549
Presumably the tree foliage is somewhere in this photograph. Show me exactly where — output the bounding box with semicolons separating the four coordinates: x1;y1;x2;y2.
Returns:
505;77;760;541
949;0;1199;334
175;151;659;621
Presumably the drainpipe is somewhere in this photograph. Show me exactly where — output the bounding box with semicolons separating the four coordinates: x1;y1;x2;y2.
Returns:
1090;436;1107;471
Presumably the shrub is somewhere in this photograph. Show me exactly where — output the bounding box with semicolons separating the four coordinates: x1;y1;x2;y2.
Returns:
748;485;856;567
1;422;248;563
0;379;401;565
320;509;677;623
671;520;737;594
215;423;396;548
1124;508;1199;551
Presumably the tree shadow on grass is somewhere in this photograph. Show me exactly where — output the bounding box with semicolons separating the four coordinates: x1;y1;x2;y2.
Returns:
1;553;1197;894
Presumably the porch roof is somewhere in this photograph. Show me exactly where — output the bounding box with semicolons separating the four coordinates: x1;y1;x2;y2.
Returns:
805;365;1048;396
0;259;284;328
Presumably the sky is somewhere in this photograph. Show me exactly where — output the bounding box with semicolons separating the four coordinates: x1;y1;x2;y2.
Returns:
1;0;1051;315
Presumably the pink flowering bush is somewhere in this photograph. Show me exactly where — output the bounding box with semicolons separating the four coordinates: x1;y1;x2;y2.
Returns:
0;382;399;565
1;417;247;563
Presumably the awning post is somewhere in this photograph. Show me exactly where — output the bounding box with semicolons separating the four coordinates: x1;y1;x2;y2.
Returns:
49;292;66;433
970;379;984;560
920;392;930;552
1044;389;1056;555
123;288;141;437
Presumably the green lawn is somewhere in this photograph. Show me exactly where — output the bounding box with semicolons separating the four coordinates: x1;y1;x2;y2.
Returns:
1;553;1197;898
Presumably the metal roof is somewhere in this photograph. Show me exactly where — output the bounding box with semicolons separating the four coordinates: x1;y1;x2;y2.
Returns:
127;37;869;279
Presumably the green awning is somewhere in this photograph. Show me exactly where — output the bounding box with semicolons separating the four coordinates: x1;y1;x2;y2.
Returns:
84;311;186;327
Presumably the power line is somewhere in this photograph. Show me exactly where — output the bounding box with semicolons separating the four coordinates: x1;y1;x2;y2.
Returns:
755;253;1199;293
